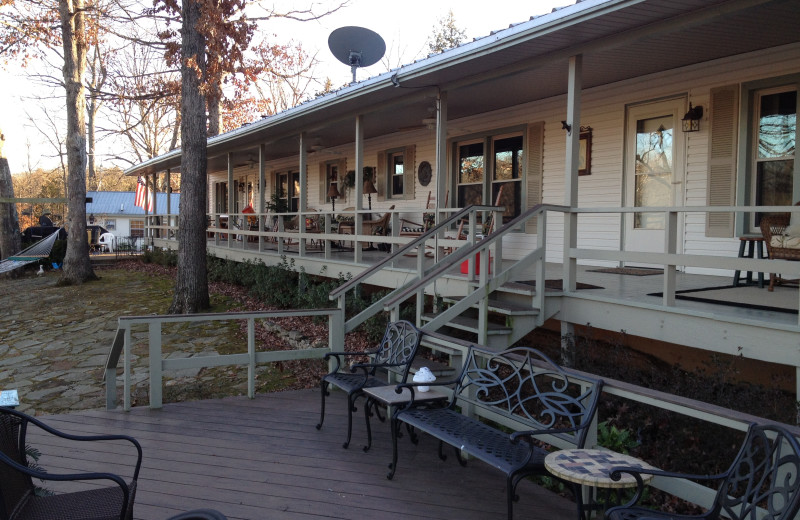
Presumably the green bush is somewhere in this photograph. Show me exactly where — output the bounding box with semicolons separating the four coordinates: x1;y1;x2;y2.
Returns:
142;248;178;266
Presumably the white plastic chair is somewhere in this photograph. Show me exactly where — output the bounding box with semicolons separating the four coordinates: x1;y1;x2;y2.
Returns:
98;232;115;253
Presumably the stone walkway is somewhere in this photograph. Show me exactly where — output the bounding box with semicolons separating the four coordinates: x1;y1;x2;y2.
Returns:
0;266;253;415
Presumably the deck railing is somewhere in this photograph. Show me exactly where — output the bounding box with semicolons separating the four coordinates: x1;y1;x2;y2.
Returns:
103;308;340;411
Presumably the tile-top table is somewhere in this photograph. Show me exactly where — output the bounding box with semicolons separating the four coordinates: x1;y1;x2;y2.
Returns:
545;448;655;489
546;448;656;519
362;385;448;452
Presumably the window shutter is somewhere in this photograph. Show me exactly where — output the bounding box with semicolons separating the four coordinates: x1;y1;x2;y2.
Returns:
706;85;739;237
376;152;386;202
525;122;545;233
404;145;416;200
318;163;326;205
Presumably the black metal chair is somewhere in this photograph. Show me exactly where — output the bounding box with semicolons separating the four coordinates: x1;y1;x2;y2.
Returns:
165;509;228;520
316;320;422;448
605;423;800;520
0;406;142;520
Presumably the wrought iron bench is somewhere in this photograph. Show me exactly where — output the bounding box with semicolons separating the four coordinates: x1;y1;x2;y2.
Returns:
316;320;422;449
605;422;800;520
0;406;142;520
388;345;604;520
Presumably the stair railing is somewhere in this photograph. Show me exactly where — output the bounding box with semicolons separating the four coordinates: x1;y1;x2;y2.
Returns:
328;205;501;333
381;204;566;344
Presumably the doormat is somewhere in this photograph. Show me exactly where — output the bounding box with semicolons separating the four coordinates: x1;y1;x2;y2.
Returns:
517;280;602;291
649;285;797;314
587;267;664;276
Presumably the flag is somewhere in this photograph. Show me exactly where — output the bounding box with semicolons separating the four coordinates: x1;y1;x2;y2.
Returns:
135;177;153;212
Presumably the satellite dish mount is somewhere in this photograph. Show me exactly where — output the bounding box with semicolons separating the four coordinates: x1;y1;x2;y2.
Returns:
328;26;386;84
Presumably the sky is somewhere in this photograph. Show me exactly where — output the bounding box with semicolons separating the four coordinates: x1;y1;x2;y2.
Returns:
0;0;569;173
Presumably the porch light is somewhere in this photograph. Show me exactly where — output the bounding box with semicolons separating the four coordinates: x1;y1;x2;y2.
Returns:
88;213;95;224
327;183;341;211
363;179;377;210
681;103;703;132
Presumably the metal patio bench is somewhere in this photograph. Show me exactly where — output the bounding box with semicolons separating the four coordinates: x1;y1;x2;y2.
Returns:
388;345;604;520
0;406;142;520
316;320;422;449
605;422;800;520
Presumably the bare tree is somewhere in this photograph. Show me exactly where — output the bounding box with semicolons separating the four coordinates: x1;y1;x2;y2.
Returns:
0;129;22;261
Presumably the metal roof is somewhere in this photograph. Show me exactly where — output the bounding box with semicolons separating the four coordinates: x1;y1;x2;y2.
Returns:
86;191;181;216
125;0;800;177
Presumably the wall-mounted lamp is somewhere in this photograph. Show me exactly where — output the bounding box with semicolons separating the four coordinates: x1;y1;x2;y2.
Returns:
88;213;95;225
238;182;245;192
681;103;703;132
561;120;572;134
327;183;341;211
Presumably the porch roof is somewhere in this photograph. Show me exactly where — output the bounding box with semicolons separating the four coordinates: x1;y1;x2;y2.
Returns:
126;0;800;177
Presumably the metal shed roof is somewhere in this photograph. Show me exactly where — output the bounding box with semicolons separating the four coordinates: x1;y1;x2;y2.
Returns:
86;191;181;216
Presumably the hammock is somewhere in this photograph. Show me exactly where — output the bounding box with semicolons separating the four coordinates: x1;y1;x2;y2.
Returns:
0;228;61;274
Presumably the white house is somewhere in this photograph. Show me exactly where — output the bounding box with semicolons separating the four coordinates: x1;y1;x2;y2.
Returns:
126;0;800;394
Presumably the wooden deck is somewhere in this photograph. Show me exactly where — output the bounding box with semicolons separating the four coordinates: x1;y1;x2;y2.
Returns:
27;389;576;520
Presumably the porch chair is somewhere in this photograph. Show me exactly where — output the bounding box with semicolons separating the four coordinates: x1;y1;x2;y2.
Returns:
760;201;800;291
605;422;800;520
0;406;142;520
361;205;394;249
316;320;422;449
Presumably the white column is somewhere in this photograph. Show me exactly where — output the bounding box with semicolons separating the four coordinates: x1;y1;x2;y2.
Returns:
562;55;582;292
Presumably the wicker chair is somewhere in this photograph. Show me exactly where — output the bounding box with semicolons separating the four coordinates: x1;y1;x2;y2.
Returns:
605;423;800;520
760;202;800;291
316;320;421;449
0;407;142;520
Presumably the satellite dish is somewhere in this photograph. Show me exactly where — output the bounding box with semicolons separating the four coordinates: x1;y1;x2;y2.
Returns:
328;26;386;84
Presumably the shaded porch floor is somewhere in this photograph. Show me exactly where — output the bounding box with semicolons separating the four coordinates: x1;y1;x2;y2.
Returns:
30;389;576;520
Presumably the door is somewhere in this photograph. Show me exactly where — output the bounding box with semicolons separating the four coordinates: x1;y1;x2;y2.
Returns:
624;98;685;258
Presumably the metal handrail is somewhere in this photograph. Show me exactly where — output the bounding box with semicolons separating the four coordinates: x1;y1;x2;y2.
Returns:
381;203;559;309
328;204;500;299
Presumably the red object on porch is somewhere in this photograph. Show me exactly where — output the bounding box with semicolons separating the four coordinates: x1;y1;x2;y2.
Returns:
460;252;492;275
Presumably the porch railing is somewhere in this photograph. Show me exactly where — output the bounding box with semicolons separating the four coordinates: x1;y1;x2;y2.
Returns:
103;308;340;411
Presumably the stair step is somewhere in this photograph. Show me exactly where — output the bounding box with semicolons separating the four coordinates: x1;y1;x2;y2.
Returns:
421;313;512;335
442;296;539;316
467;281;536;296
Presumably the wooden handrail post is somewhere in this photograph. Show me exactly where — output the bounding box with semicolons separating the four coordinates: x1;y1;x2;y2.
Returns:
247;317;255;399
149;320;163;409
416;246;425;327
124;325;132;411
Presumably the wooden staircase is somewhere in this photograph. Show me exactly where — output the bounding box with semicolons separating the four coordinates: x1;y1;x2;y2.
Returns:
422;281;544;350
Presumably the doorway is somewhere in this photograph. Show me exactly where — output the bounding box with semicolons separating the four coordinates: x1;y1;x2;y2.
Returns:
624;98;686;259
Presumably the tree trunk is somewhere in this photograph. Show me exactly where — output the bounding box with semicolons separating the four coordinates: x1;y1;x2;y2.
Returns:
59;0;96;284
0;132;21;260
169;0;209;313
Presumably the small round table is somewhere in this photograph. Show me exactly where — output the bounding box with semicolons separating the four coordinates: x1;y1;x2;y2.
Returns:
545;449;655;518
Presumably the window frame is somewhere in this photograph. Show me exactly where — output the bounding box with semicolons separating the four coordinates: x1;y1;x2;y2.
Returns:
386;149;405;199
451;126;525;224
737;74;800;235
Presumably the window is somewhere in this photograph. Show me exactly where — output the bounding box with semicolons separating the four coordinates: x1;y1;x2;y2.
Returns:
215;182;228;213
388;150;404;197
277;171;300;212
457;142;484;208
130;219;144;238
751;87;796;224
455;133;523;223
105;219;116;231
492;136;523;224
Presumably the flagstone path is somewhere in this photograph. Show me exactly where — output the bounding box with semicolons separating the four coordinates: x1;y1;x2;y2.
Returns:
0;265;296;415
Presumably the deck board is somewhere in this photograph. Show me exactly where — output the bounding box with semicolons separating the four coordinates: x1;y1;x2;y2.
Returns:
25;389;576;520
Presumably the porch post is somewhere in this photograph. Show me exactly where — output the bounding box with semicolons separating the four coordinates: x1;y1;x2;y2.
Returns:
563;54;582;292
354;114;364;263
435;90;448;262
259;142;267;252
166;169;171;227
227;152;234;248
298;133;307;213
